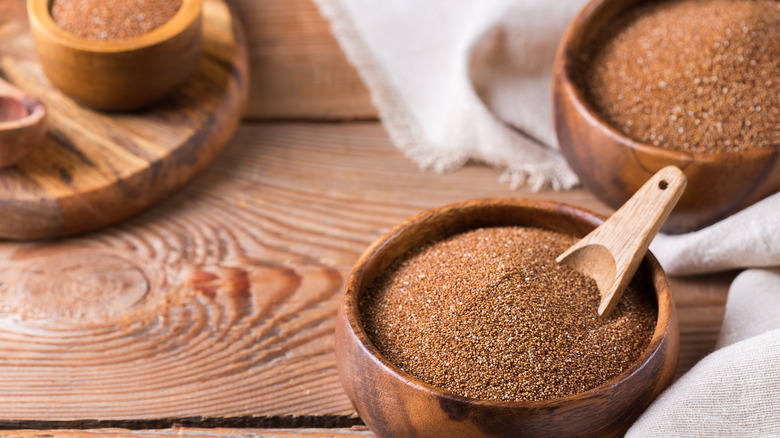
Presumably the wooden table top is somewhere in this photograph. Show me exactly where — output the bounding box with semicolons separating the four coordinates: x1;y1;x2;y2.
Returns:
0;122;731;436
0;0;732;436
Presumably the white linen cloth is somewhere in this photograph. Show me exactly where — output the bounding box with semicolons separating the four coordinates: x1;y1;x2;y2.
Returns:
630;195;780;436
312;0;584;190
312;0;780;435
626;267;780;437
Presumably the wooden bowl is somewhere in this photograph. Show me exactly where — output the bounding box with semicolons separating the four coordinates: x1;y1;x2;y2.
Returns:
336;198;679;438
552;0;780;234
27;0;202;111
0;92;47;168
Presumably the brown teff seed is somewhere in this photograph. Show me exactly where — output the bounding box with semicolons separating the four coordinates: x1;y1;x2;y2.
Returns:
580;0;780;154
51;0;183;41
360;226;657;402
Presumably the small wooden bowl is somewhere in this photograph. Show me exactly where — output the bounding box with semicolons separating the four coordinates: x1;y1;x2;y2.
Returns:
336;198;679;438
552;0;780;234
27;0;202;111
0;92;47;168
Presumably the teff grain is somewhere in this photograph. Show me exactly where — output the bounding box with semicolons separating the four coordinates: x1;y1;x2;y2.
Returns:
51;0;183;41
360;226;657;402
580;0;780;154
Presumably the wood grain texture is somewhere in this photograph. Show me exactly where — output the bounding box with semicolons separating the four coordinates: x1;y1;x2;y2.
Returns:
669;271;734;378
0;427;374;437
3;0;377;122
552;0;780;234
0;122;728;425
228;0;376;120
0;0;248;239
0;122;527;421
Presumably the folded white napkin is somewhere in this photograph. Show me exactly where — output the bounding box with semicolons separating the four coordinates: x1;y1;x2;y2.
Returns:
313;0;780;435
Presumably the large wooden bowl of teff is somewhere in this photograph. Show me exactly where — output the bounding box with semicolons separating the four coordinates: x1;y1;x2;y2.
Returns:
335;198;679;437
553;0;780;234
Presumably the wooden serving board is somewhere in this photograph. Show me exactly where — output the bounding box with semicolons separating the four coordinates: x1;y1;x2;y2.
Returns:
0;0;248;239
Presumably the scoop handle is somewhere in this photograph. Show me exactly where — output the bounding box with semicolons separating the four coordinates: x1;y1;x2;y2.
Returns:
557;166;687;318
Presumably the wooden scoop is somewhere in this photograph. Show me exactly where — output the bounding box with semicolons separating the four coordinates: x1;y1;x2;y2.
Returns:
557;166;687;318
0;77;47;168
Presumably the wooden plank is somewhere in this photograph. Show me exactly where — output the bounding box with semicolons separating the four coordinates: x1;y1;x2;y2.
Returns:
0;427;375;437
0;122;728;422
669;271;735;377
228;0;376;120
1;0;375;122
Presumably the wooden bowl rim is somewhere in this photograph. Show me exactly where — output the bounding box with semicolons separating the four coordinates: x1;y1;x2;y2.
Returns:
557;0;780;162
342;197;676;410
0;97;46;130
28;0;202;53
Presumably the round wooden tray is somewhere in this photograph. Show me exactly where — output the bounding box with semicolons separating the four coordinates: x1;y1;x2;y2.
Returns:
0;0;248;239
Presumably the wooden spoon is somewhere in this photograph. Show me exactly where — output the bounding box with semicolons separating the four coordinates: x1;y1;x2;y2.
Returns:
557;166;687;318
0;76;47;168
